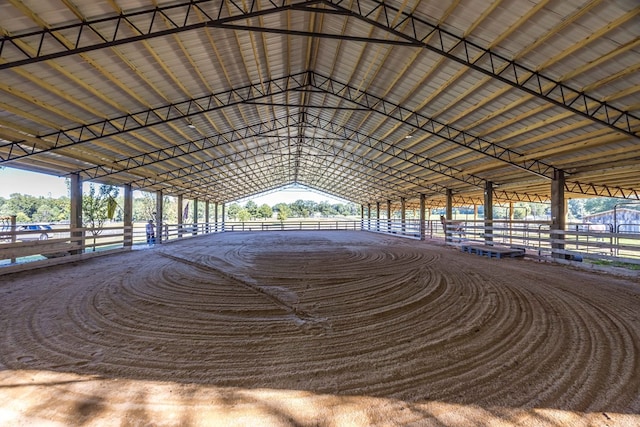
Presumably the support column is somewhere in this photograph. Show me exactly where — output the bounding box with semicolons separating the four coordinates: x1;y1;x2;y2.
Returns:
401;197;406;233
445;189;453;243
214;202;219;232
551;169;566;259
155;190;163;244
426;203;432;238
484;181;494;244
376;201;381;231
70;173;83;255
193;198;199;235
387;200;392;233
221;203;226;232
177;195;183;238
205;201;210;234
123;184;133;248
367;203;371;230
420;194;426;241
9;215;17;263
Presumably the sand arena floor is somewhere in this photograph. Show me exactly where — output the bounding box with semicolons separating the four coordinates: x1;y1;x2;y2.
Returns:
1;230;639;426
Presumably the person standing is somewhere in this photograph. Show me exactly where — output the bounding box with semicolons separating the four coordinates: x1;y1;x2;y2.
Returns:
146;219;155;245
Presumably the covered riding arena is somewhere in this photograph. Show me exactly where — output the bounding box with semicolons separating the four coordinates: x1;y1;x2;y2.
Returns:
2;230;640;425
1;0;640;425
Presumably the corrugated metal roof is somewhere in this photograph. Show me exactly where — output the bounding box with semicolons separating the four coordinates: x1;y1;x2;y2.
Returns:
0;0;638;206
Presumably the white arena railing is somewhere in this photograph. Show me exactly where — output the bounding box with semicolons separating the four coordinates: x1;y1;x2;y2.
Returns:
2;218;639;273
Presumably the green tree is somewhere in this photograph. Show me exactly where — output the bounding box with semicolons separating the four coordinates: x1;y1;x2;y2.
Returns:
275;203;290;221
317;201;333;217
258;203;273;219
227;203;241;220
583;197;628;215
133;192;156;222
83;184;120;251
568;199;586;220
33;203;59;223
15;212;29;223
511;202;531;220
244;200;258;219
237;208;251;222
4;193;40;220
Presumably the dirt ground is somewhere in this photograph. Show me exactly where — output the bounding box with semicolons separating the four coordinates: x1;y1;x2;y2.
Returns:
1;230;639;426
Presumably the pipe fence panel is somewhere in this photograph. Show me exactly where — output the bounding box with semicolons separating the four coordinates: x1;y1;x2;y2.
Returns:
3;219;640;272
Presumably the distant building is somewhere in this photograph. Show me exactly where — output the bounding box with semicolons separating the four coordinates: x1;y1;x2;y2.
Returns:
584;208;640;233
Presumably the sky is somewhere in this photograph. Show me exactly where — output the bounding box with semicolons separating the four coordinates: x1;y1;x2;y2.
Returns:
0;167;351;206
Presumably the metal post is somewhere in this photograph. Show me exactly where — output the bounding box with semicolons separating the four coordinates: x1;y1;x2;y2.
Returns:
551;170;566;259
420;194;426;241
484;181;493;245
70;173;83;255
123;184;133;247
155;189;163;244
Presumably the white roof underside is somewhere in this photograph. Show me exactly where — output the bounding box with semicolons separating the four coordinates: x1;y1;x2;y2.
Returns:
1;0;639;207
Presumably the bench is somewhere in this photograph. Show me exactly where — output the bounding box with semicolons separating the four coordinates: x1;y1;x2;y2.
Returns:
461;244;525;259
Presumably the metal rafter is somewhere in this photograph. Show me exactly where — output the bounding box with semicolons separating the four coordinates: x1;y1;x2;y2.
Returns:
564;181;640;200
0;0;326;70
185;159;291;201
303;112;486;187
297;155;399;201
132;144;293;190
320;0;640;139
0;72;308;163
304;137;441;193
310;72;559;178
302;132;550;204
300;147;416;198
132;135;404;202
309;74;640;200
75;115;298;180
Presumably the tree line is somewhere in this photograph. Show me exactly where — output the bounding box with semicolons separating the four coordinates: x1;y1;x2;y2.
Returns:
1;188;636;225
226;199;359;221
0;186;164;225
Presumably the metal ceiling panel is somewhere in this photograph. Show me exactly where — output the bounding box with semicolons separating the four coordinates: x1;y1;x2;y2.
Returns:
0;0;638;205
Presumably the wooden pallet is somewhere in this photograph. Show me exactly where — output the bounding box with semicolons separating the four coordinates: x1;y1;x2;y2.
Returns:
461;244;525;259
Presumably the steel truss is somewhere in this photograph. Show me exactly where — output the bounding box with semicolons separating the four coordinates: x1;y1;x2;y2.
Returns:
182;156;292;201
126;135;407;203
2;67;637;201
0;0;323;69
3;0;636;139
0;72;308;163
303;115;551;204
310;72;557;179
319;0;640;139
303;112;486;188
298;155;403;202
123;118;548;206
76;116;298;180
3;0;636;138
310;73;640;200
